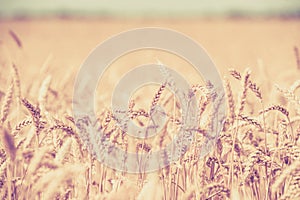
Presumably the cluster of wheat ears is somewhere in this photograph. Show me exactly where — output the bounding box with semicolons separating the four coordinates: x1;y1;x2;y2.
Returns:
0;35;300;200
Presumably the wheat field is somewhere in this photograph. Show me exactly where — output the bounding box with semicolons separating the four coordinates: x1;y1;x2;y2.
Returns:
0;18;300;200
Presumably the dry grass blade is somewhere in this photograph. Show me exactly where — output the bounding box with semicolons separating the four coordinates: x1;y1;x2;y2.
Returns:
290;80;300;93
239;114;263;130
137;175;163;200
242;148;266;183
11;64;21;101
0;81;14;124
21;98;40;118
33;164;84;200
8;30;22;48
47;123;82;150
248;80;262;100
55;138;72;163
229;69;242;80
149;83;166;115
0;90;4;101
259;105;289;118
296;124;300;141
229;68;262;100
48;124;75;136
276;85;300;106
237;69;251;116
0;160;7;181
224;78;235;126
13;118;32;136
26;146;49;178
272;161;300;191
38;75;51;114
65;115;75;124
130;109;149;119
21;98;43;135
294;46;300;70
204;183;230;199
0;127;16;161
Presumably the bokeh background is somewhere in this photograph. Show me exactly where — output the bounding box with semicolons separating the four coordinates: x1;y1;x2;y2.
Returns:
0;0;300;105
1;0;300;18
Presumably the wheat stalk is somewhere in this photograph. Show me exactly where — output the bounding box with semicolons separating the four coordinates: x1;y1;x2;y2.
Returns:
0;81;14;124
0;128;16;161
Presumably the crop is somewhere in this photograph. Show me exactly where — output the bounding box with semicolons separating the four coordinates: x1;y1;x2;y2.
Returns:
0;31;300;200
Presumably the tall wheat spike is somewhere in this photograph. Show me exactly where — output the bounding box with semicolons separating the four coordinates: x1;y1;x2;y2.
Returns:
0;81;14;124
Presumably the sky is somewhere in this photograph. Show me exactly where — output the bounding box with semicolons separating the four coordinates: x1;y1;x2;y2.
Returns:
0;0;300;17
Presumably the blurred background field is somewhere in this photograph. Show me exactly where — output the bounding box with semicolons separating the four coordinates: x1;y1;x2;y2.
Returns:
1;0;300;18
0;0;299;91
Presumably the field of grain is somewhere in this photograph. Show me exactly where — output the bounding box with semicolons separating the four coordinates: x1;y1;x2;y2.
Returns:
0;18;300;199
